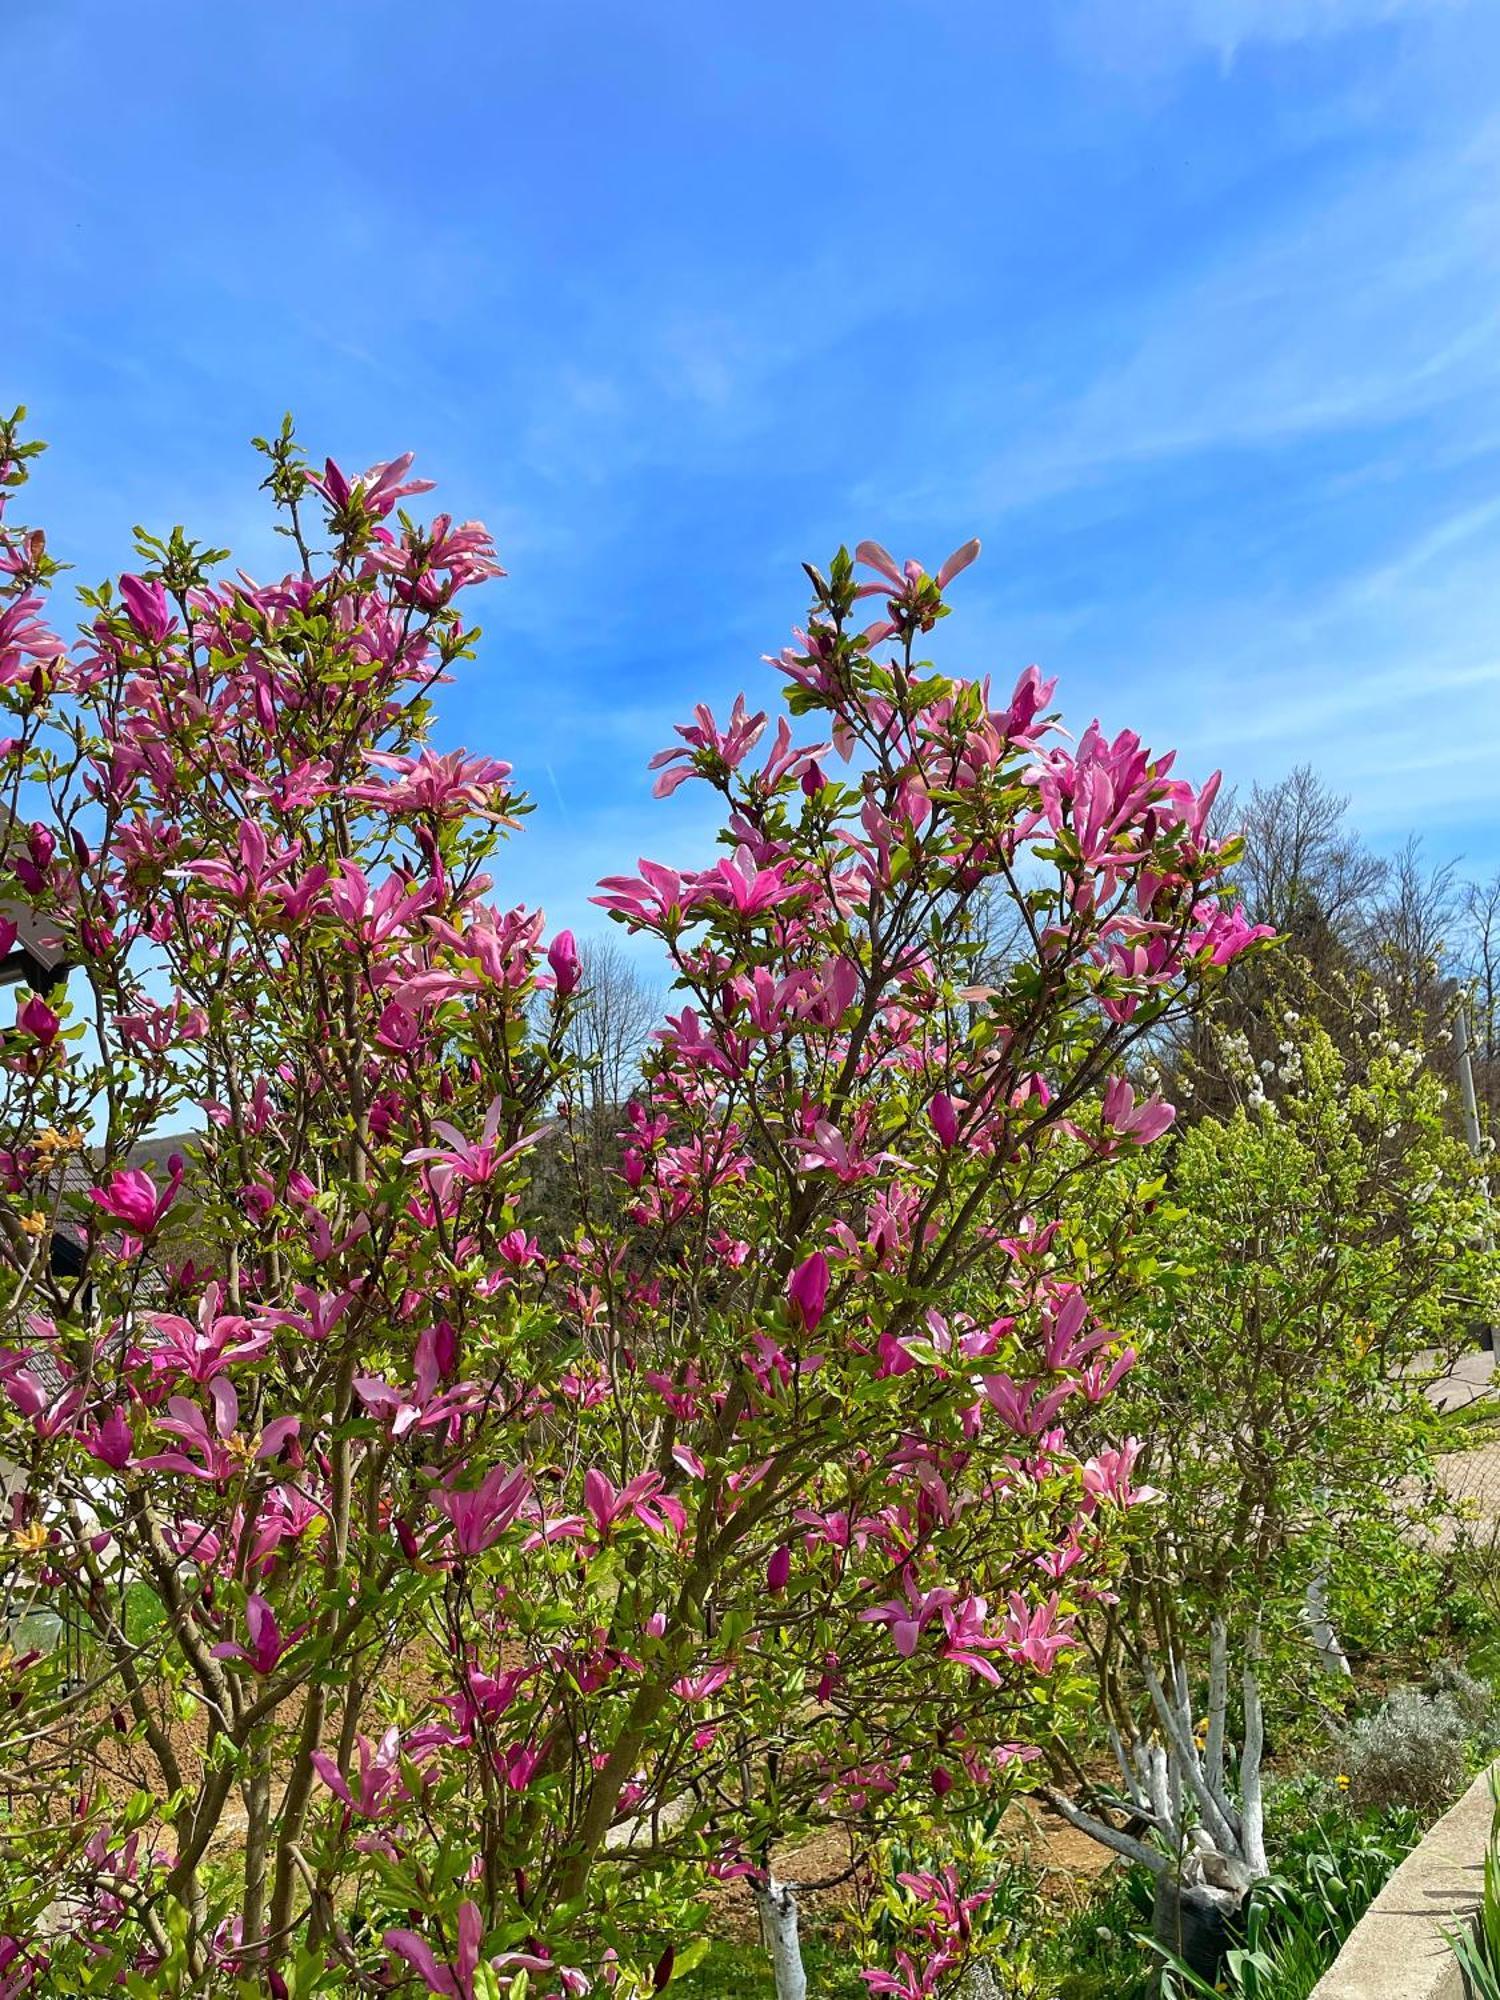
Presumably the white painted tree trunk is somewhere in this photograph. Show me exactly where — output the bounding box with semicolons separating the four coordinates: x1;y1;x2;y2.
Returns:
957;1961;1006;1999
1044;1622;1273;1985
753;1876;807;2000
1239;1644;1268;1878
1304;1572;1352;1677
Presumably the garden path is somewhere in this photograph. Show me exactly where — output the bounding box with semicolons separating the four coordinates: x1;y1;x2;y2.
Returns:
1429;1344;1500;1543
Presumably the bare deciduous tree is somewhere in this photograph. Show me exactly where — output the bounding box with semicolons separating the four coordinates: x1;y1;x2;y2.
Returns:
565;936;660;1122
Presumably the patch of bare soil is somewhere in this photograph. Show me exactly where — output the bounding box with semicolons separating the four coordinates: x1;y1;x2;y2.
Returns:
704;1796;1116;1945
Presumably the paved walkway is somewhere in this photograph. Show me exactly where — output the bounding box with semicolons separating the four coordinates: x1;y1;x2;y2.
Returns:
1429;1346;1498;1415
1430;1345;1500;1542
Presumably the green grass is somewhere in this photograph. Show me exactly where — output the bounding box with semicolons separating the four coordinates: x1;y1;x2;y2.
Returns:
670;1935;870;1999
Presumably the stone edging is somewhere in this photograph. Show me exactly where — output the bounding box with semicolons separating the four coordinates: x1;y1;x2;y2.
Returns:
1310;1761;1497;2000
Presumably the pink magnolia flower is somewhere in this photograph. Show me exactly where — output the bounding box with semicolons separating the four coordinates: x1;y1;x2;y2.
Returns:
656;1005;742;1078
404;1098;547;1203
860;1946;959;1995
0;1355;80;1437
998;663;1058;743
311;1726;413;1820
790;1119;902;1183
1100;1075;1175;1146
980;1373;1076;1438
313;450;435;520
350;748;512;819
928;1091;960;1149
1081;1438;1161;1512
376;514;506;603
997;1592;1076;1673
858;1578;956;1659
145;1285;269;1384
180;819;302;903
1037;1288;1115;1372
896;1864;994;1935
546;928;581;997
649;693;767;797
591;858;687;929
754;713;831;793
672;1662;735;1702
117;999;209;1055
384;1901;486;2000
1078;1345;1137;1403
118;573;173;644
0;591;66;685
499;1741;543;1793
81;1405;134;1470
787;1251;830;1332
256;1415;303;1468
934;1594;1011;1683
211;1593;299;1675
687;843;806;918
258;1284;360;1345
0;1933;48;1997
134;1379;286;1483
329;861;437;943
88;1163;183;1241
15;994;58;1046
375;998;420;1052
433;1463;533;1556
581;1468;685;1540
854;536;980;602
1189;902;1278;967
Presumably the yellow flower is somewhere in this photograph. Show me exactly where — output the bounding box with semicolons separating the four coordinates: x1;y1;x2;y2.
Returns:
34;1126;83;1161
1336;1773;1351;1789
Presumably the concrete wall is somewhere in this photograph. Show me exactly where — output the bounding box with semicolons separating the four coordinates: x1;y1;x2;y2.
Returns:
1310;1761;1497;2000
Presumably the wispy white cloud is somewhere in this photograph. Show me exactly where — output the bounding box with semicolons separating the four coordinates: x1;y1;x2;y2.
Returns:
936;123;1500;518
10;0;1497;887
1057;491;1500;850
1065;0;1464;72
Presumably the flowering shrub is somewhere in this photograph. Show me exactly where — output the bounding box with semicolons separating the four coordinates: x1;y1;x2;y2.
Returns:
1036;1013;1496;1973
0;411;1265;1995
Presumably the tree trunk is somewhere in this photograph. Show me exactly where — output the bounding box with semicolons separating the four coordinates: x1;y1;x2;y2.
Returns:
1151;1870;1238;1982
753;1877;807;2000
958;1961;1007;1999
1304;1572;1352;1677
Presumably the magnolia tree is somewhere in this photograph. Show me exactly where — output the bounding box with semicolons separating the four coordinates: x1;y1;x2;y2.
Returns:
0;412;1266;1999
1044;1015;1495;1971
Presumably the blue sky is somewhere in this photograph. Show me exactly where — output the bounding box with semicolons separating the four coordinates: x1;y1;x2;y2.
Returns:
6;0;1500;944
